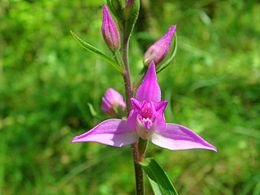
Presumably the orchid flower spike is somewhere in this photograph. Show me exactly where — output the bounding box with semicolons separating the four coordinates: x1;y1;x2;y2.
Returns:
102;88;126;116
144;25;176;66
72;61;217;152
102;5;120;51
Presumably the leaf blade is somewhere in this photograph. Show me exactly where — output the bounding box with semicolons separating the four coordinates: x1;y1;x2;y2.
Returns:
140;158;178;195
70;31;123;73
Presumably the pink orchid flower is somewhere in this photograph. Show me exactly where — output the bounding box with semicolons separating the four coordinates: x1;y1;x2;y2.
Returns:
72;62;217;152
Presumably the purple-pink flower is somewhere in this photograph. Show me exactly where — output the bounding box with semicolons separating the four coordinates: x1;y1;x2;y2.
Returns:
72;61;217;152
102;5;120;51
102;88;126;115
144;25;176;66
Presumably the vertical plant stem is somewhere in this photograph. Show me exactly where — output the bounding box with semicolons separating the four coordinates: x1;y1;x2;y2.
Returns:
121;30;144;195
132;143;145;195
122;38;133;113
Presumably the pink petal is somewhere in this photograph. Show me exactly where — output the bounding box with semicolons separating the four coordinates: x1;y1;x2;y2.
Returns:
131;98;142;110
72;119;137;147
154;111;166;131
154;100;168;112
136;61;161;102
127;109;138;130
151;123;217;151
153;101;168;131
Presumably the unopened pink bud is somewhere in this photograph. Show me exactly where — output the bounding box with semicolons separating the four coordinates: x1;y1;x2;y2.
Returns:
102;88;126;115
126;0;134;7
102;5;120;52
144;25;176;65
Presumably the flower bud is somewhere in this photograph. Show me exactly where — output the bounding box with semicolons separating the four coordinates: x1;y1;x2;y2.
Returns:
144;25;176;66
102;88;126;116
125;0;140;38
126;0;134;7
109;0;125;19
102;5;120;52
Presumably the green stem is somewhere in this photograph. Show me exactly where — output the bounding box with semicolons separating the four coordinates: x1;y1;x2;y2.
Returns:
132;143;144;195
122;36;133;113
120;30;144;195
132;139;147;195
133;67;146;93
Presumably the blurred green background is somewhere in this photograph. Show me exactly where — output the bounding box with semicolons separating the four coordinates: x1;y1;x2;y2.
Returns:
1;0;260;194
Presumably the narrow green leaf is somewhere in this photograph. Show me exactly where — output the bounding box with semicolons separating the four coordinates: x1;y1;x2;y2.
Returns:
157;33;178;73
87;103;97;117
70;31;123;73
140;158;178;195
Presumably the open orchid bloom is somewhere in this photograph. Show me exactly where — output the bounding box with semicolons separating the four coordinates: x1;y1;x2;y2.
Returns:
72;62;217;152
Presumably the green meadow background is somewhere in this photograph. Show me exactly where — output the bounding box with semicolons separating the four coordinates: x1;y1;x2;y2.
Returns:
1;0;259;194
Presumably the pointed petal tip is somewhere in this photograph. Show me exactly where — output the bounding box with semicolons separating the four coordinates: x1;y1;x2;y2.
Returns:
71;137;77;143
130;98;140;108
146;60;157;79
164;25;176;39
155;100;168;112
168;24;176;33
196;137;218;152
211;145;218;152
171;24;177;30
149;60;156;69
103;4;108;11
147;60;157;79
71;136;82;143
151;123;218;152
136;60;161;102
103;5;111;20
199;144;217;152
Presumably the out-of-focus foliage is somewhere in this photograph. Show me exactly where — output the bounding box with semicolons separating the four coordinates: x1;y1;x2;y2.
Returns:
0;0;259;194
